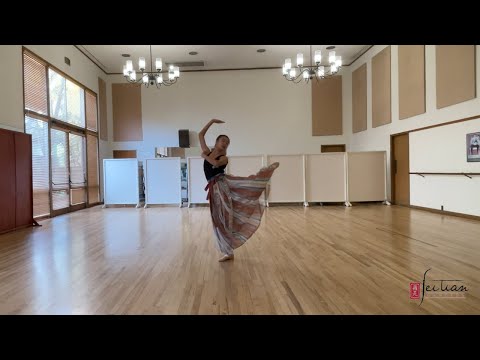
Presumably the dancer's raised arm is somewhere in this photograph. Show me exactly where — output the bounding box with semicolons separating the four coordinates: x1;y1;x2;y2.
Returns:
198;119;224;153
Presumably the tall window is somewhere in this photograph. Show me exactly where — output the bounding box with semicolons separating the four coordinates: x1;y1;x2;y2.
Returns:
23;49;100;218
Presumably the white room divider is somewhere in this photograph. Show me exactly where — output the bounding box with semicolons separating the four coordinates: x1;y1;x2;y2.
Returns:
144;158;182;208
181;152;389;208
266;154;305;205
346;151;389;205
226;155;265;176
227;155;267;205
103;159;140;208
305;153;348;205
187;156;208;206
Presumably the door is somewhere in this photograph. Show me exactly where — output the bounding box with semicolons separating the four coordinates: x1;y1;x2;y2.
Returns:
69;132;88;211
113;150;137;159
321;144;346;153
50;127;87;216
392;133;410;206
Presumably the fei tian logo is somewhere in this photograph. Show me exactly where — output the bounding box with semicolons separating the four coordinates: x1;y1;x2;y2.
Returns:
410;283;421;299
410;269;468;305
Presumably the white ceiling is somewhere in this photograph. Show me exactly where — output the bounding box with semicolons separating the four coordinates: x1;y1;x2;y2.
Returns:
78;45;371;73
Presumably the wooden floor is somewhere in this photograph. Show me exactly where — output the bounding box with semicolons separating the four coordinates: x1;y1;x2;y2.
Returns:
0;204;479;315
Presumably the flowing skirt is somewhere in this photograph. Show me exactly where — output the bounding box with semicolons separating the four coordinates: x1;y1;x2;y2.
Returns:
205;162;280;255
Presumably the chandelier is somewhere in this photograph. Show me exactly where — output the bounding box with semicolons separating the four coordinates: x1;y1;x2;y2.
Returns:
123;45;180;88
282;45;342;83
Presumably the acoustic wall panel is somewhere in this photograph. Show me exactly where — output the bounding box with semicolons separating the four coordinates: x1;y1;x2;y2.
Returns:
436;45;476;109
312;76;343;136
352;64;367;133
112;83;143;141
398;45;426;120
372;46;391;128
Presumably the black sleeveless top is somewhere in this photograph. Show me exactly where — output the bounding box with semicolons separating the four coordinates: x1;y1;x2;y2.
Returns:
204;152;227;181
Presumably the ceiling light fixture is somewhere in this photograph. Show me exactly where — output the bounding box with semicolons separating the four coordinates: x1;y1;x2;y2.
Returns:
282;45;342;83
123;45;180;88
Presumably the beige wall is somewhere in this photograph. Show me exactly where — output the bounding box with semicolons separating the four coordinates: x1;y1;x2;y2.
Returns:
346;45;480;214
0;46;24;132
109;68;349;162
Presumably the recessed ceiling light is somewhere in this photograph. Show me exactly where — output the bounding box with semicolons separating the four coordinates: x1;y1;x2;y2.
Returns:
121;54;130;57
326;46;335;50
189;51;198;55
257;49;266;53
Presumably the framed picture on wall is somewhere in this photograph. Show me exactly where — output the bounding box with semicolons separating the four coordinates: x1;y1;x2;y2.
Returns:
466;132;480;162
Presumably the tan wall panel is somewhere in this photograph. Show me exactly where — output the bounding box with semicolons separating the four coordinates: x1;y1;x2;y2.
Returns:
372;46;391;128
436;45;476;109
112;83;143;141
399;45;426;120
87;134;100;204
98;77;108;141
312;76;343;136
352;64;367;133
88;187;100;205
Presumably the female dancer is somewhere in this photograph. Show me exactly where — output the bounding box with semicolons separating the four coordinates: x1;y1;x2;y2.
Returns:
199;119;279;262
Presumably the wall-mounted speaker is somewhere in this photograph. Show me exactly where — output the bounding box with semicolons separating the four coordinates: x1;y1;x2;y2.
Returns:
179;129;190;148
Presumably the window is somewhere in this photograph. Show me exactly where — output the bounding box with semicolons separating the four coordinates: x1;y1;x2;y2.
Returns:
23;49;100;219
66;79;85;127
49;68;86;127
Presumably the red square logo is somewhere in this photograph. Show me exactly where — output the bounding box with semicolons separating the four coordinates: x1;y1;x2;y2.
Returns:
410;282;420;299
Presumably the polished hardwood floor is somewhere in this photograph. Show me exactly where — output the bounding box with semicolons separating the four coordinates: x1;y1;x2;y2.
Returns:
0;204;479;315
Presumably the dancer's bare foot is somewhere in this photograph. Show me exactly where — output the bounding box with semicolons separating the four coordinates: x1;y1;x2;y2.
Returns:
219;254;234;262
269;162;280;170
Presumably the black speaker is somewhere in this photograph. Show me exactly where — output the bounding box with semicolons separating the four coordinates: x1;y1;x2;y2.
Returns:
179;129;190;148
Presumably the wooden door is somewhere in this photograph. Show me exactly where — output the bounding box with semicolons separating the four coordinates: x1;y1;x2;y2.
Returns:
321;144;346;153
392;133;410;206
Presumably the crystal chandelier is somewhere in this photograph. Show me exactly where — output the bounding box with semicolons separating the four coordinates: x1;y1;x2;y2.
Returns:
282;45;342;83
123;45;180;88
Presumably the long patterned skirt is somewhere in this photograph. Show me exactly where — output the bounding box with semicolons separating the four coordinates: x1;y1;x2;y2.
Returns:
205;162;280;255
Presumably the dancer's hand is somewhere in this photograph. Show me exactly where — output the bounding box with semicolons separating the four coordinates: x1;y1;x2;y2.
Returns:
211;119;225;124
